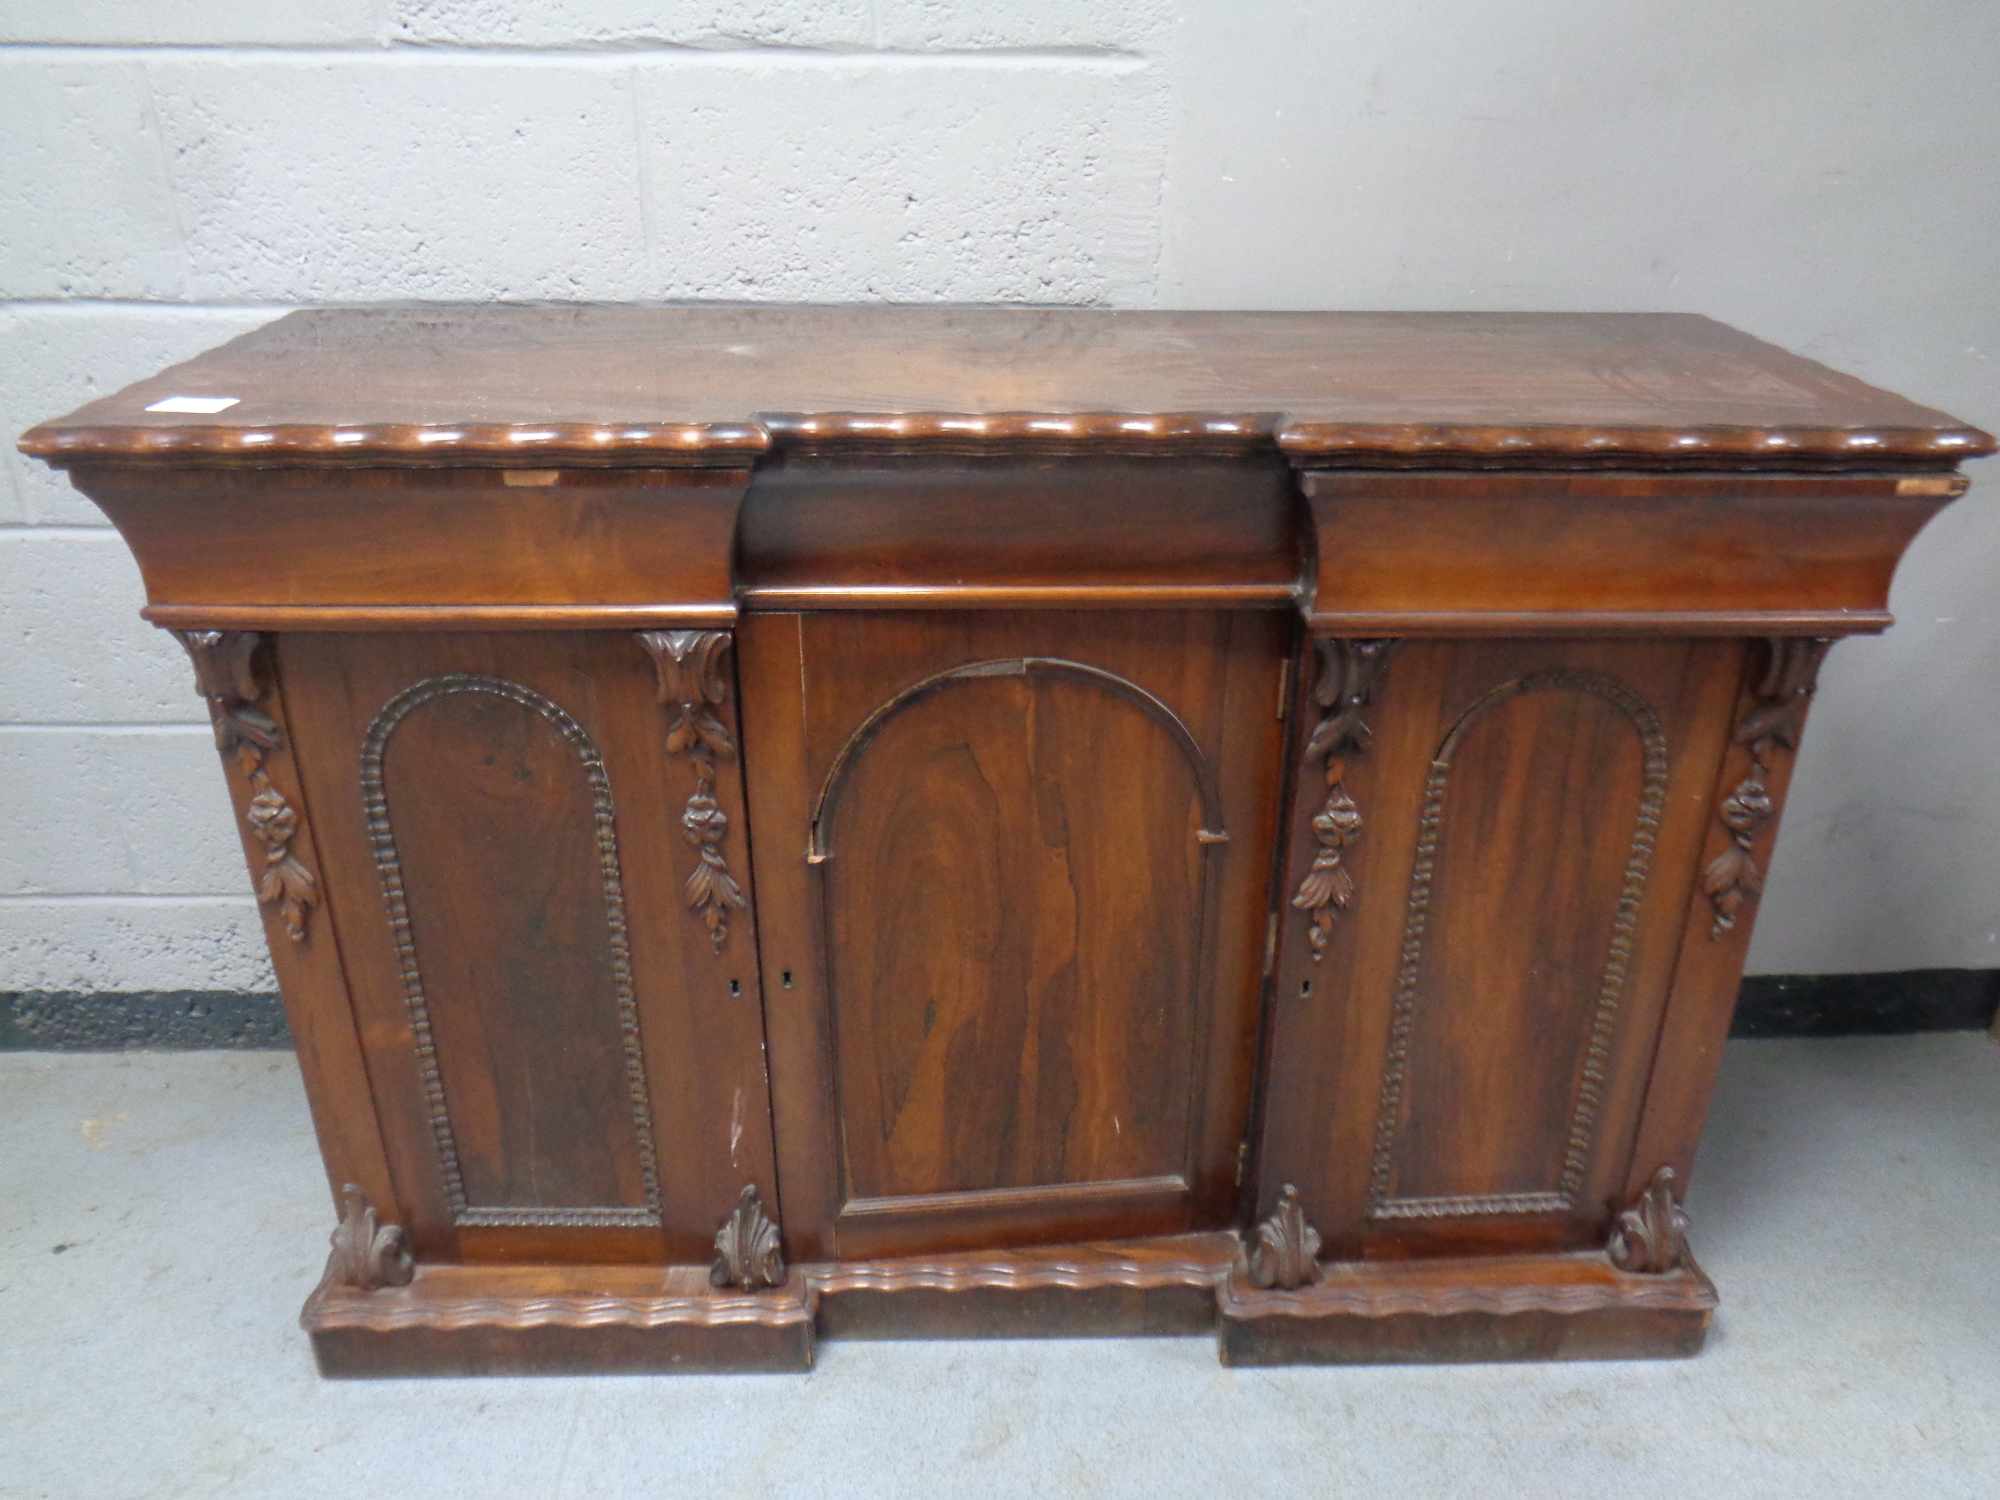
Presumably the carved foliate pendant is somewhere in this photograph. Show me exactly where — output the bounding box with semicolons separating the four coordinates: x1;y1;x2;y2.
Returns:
1703;774;1773;936
323;1184;415;1291
1607;1167;1692;1275
1291;639;1398;958
639;630;747;954
1247;1184;1323;1290
172;629;319;942
712;1184;786;1291
1705;638;1832;940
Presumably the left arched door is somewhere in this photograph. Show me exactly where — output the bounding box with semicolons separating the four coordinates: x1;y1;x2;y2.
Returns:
279;630;780;1268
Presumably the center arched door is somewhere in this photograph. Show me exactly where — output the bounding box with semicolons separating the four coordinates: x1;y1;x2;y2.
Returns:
740;610;1293;1261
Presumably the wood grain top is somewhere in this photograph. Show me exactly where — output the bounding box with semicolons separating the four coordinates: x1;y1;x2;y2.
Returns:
20;306;1992;470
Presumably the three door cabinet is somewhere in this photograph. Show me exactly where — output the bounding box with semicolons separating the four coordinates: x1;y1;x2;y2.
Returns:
23;309;1991;1374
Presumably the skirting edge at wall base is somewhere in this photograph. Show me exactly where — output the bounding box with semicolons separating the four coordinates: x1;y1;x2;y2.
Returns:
4;969;1997;1050
1729;969;2000;1038
0;990;289;1050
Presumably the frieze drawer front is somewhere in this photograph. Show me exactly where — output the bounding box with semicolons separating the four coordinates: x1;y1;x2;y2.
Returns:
20;307;1990;1375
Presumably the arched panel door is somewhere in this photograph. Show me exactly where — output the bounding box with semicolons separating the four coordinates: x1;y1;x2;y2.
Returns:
1367;670;1670;1219
276;630;782;1268
1256;637;1748;1261
360;674;662;1228
741;611;1294;1261
817;659;1222;1228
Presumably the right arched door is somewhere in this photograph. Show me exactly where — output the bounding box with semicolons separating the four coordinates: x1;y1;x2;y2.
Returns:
1258;637;1750;1262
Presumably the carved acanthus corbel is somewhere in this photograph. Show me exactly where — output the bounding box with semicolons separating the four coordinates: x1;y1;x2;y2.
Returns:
323;1184;415;1291
1247;1184;1324;1290
638;630;747;954
1607;1167;1693;1275
1703;637;1833;939
712;1184;786;1291
1291;639;1399;958
172;629;319;942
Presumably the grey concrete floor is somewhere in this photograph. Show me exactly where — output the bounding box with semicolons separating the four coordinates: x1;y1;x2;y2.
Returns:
2;1035;1997;1499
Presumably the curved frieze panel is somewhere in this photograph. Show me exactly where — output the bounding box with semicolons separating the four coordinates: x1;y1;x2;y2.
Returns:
1368;671;1670;1221
360;675;662;1229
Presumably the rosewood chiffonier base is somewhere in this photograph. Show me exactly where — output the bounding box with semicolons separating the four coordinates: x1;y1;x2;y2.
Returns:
22;308;1989;1375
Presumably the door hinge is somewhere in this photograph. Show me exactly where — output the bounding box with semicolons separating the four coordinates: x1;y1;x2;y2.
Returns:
1262;911;1279;977
1235;1139;1249;1188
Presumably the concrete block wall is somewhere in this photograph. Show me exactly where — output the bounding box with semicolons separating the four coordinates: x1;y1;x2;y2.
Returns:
2;1;1994;998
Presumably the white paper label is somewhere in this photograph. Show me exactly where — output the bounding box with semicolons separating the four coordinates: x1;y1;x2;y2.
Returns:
145;396;240;415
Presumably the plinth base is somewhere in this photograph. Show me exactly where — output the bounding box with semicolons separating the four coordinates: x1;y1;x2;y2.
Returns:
304;1263;817;1376
304;1238;1716;1376
1217;1251;1717;1366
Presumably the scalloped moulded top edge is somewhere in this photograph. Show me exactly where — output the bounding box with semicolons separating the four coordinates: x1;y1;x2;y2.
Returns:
19;412;1996;470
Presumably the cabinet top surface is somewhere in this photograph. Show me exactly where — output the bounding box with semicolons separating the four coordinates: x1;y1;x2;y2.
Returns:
20;306;1993;470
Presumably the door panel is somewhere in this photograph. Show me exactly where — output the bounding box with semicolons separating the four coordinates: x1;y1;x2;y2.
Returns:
743;611;1292;1259
823;659;1212;1203
279;631;779;1265
363;675;658;1223
1376;671;1667;1215
1258;637;1744;1260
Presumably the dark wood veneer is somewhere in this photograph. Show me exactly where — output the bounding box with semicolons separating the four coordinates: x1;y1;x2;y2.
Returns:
1300;471;1961;633
23;307;1992;470
21;307;1985;1373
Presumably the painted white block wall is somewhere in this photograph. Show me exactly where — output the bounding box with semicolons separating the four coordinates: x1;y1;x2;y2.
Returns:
0;0;1992;994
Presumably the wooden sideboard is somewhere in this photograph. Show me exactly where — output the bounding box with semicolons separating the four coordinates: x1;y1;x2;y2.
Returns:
22;308;1991;1374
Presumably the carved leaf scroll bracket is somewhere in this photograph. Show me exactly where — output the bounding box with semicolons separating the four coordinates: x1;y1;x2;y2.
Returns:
171;629;319;942
638;630;747;954
1291;639;1400;958
1607;1167;1693;1275
1704;637;1833;940
712;1184;786;1291
322;1184;415;1292
1247;1184;1324;1290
